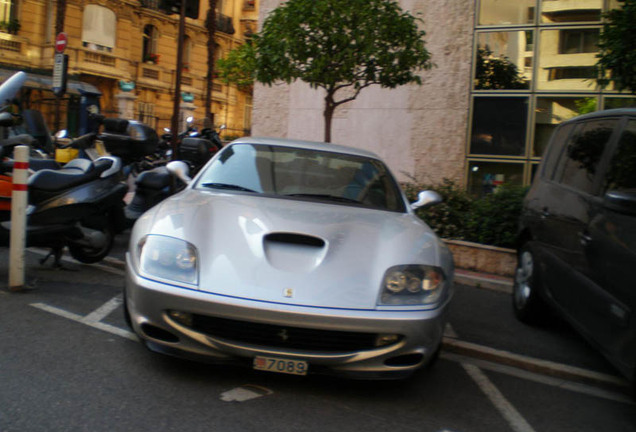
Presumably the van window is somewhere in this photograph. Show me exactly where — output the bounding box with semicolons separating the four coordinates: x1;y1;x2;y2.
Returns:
604;119;636;192
557;119;618;195
541;123;574;180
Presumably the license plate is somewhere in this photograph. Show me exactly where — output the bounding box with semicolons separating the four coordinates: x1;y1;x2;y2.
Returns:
253;356;308;376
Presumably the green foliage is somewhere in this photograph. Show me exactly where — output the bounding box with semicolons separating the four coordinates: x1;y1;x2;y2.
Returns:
216;42;256;91
404;179;528;248
404;179;472;240
464;184;528;248
474;47;529;90
574;97;598;115
596;0;636;94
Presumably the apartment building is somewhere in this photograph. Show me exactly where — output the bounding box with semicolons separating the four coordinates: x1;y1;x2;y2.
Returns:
0;0;257;138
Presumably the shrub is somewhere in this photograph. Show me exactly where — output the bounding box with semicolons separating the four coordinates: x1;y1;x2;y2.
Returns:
464;184;528;248
403;179;528;248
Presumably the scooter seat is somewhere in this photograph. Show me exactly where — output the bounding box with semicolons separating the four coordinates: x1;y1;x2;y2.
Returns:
28;159;100;192
135;167;172;190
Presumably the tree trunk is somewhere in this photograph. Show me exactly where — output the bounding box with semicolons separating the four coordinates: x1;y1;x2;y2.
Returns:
323;93;336;143
205;0;217;125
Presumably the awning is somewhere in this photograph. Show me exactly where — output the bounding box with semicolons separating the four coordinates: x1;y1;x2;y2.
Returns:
0;68;101;96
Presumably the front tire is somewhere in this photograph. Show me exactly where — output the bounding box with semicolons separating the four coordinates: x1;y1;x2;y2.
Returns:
512;242;549;325
68;221;115;264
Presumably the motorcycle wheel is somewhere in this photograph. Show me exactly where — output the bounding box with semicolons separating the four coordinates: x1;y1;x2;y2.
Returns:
68;221;115;264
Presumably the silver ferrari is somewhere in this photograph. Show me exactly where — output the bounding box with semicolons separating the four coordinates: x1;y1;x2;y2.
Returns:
125;137;454;379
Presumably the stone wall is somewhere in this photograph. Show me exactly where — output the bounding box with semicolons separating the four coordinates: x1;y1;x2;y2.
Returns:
445;240;517;277
252;0;475;184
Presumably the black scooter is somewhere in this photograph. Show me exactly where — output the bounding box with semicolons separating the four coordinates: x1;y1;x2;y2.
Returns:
0;71;127;265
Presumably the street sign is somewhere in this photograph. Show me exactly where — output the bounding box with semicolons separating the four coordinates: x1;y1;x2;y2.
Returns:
52;53;68;96
55;32;68;54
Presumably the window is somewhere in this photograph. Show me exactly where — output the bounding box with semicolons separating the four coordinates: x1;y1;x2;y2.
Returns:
534;97;596;157
559;29;599;54
540;122;574;179
537;29;599;90
604;120;636;192
467;161;524;197
474;32;532;90
183;35;193;71
478;0;536;25
0;0;16;23
470;97;528;156
138;102;156;129
143;25;159;63
557;119;618;194
82;5;116;51
541;0;602;23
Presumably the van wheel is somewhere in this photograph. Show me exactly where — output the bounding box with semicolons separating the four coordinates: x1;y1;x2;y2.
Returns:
513;242;548;325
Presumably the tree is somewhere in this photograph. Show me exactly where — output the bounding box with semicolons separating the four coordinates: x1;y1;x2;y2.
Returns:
252;0;433;142
216;41;256;91
596;0;636;94
474;47;529;90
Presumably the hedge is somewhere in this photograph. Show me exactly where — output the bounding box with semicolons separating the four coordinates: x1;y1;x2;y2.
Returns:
403;179;528;249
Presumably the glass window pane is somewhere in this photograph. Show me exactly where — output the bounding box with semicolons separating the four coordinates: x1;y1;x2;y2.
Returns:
534;97;597;157
541;0;603;23
604;98;636;109
537;29;600;91
604;120;636;192
468;161;524;196
479;0;536;25
470;97;529;156
474;32;532;90
557;119;618;194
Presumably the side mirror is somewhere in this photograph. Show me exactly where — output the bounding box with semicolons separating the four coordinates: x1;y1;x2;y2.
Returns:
55;129;68;139
166;160;191;184
219;124;227;132
603;190;636;215
410;190;442;211
186;116;194;125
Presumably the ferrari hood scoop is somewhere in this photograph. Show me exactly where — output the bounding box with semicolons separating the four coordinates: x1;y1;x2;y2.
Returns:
263;232;327;273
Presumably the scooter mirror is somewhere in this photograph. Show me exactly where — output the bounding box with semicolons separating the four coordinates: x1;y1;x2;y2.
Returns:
186;116;194;125
219;124;227;131
55;129;68;139
166;161;191;184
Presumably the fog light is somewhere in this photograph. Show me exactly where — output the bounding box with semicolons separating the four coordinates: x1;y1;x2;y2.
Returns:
375;334;400;347
168;310;193;327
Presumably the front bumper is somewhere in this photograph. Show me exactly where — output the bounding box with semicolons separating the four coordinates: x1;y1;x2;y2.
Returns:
125;258;451;379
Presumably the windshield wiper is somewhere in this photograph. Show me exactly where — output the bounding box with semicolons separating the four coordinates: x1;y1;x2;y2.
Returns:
285;193;361;204
200;182;258;193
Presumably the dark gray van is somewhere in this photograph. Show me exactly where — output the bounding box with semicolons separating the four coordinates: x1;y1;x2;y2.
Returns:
514;108;636;385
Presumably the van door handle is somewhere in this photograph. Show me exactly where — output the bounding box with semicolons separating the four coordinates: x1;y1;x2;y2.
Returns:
578;231;592;246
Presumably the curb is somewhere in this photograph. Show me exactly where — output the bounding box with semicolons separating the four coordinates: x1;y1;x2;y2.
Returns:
442;337;630;394
454;268;513;294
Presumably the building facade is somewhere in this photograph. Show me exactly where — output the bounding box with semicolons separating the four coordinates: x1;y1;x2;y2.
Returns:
0;0;257;138
252;0;635;193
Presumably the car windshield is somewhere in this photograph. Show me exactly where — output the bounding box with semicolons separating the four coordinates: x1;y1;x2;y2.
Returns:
195;143;406;212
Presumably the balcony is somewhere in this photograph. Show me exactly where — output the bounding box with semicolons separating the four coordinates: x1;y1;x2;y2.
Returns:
216;14;235;35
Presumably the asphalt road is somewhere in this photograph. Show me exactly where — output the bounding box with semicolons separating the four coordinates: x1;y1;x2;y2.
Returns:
0;242;634;432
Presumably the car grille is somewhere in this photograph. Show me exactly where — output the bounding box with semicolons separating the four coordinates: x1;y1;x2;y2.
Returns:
189;314;397;352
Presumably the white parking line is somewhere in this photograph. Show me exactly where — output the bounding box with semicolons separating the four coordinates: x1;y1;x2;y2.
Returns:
446;324;536;432
31;300;138;342
84;296;123;323
463;363;537;432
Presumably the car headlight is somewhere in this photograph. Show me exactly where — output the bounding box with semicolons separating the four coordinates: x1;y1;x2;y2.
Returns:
379;265;445;306
137;235;198;285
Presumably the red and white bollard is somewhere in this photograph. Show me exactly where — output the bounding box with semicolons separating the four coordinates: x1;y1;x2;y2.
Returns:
9;145;29;291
